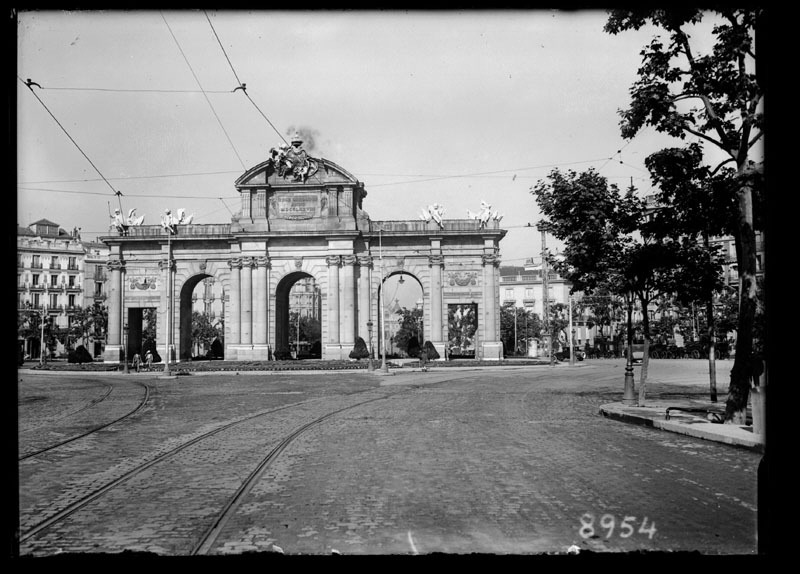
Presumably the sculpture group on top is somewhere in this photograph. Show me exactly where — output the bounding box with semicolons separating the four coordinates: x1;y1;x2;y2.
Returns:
419;203;446;228
110;208;145;234
160;208;194;235
267;132;319;184
467;201;504;229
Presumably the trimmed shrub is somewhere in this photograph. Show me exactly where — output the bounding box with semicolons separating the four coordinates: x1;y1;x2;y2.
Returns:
349;337;369;360
406;337;421;358
423;340;440;360
209;338;224;359
142;340;162;363
68;345;94;364
274;346;293;361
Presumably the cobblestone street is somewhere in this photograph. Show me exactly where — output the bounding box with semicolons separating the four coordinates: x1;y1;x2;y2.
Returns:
17;360;760;556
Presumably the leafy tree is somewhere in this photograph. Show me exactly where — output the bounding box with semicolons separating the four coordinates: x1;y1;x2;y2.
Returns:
393;307;423;357
605;8;764;422
349;336;369;360
448;304;477;354
191;311;222;357
500;303;540;356
406;336;421;359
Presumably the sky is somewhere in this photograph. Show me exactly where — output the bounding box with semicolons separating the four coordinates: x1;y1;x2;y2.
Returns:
17;8;732;300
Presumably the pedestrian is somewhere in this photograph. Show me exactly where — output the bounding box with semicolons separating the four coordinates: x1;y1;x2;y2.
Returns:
420;349;428;372
144;350;153;371
132;353;142;373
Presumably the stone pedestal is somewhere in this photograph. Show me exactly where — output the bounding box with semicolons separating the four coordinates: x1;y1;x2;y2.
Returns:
481;341;503;361
103;345;124;363
324;344;346;361
227;344;272;362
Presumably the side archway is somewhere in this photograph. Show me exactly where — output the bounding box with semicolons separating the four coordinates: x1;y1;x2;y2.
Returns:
178;273;214;361
275;271;321;358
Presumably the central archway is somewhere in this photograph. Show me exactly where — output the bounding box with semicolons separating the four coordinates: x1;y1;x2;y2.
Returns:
179;273;214;361
275;271;321;359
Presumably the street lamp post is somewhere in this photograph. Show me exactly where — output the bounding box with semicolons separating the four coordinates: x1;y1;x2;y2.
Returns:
123;322;129;374
39;304;47;366
568;295;575;366
162;212;175;377
366;320;374;372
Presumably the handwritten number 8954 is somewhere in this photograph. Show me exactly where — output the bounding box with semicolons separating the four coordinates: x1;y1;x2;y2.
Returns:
579;513;657;540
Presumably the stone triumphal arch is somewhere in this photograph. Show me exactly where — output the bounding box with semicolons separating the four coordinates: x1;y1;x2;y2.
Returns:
101;136;506;363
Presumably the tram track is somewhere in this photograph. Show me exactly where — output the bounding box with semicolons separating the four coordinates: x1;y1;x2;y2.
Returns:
20;372;472;553
19;383;115;435
19;382;150;461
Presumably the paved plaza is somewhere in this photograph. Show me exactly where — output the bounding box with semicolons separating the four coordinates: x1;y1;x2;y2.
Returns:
16;360;761;557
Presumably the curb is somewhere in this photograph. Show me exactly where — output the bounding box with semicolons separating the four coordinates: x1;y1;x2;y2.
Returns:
599;405;764;453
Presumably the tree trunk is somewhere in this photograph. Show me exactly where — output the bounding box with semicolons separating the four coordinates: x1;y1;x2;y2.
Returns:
724;178;758;424
638;297;651;406
706;298;718;402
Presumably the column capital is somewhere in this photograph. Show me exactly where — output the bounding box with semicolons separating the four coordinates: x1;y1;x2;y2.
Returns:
325;255;341;267
358;254;374;268
428;254;445;267
481;253;500;267
241;256;256;269
107;259;126;271
341;254;358;266
228;257;243;270
254;256;271;269
158;258;175;272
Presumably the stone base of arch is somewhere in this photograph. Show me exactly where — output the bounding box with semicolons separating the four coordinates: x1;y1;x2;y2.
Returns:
103;344;124;363
226;344;272;362
324;344;348;361
481;341;503;361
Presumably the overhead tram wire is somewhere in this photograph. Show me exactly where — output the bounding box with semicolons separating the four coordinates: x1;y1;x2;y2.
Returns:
19;76;126;214
17;185;239;200
161;11;247;172
204;10;287;147
30;86;232;94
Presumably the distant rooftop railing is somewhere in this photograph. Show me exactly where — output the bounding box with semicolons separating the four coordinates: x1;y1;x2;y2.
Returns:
370;219;501;232
108;224;232;238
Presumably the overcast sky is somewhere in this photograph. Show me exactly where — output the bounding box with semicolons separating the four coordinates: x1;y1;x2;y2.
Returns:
18;9;730;282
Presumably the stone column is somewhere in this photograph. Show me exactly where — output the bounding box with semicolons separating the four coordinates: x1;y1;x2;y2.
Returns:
106;259;124;347
253;256;269;346
227;258;242;345
240;257;254;345
326;255;340;344
357;255;373;341
428;254;444;345
481;253;502;359
340;255;357;345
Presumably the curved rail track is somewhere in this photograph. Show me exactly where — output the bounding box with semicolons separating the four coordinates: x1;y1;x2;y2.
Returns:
19;383;114;435
19;382;151;461
20;373;470;552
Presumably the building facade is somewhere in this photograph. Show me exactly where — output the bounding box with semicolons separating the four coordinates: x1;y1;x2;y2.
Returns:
17;220;109;359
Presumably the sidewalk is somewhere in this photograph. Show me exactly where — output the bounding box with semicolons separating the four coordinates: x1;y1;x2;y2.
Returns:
599;398;764;452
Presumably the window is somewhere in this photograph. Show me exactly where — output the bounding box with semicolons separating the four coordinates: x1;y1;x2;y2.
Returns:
51;256;59;268
32;255;41;268
32;274;40;286
68;256;77;270
68;294;76;307
50;294;59;308
525;288;533;299
95;282;103;296
33;293;40;307
50;274;59;287
505;289;514;300
68;275;75;287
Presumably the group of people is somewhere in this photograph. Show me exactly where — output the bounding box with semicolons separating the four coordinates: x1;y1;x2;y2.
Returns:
131;350;154;372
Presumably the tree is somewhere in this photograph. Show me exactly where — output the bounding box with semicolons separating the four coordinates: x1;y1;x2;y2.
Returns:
605;8;764;422
393;307;423;357
500;303;540;356
67;303;107;349
423;340;440;360
191;311;222;358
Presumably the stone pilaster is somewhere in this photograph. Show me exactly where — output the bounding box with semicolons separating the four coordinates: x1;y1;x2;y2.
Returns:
428;254;445;348
326;255;341;344
481;253;502;359
227;258;242;346
240;257;254;345
253;256;270;346
357;255;373;343
340;255;357;345
106;259;125;348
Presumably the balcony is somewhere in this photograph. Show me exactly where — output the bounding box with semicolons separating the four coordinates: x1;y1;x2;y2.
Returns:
30;262;43;269
67;265;79;271
50;263;62;270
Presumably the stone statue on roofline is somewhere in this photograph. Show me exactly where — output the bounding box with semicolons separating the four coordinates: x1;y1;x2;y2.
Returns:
466;200;504;229
267;131;319;183
419;203;445;228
